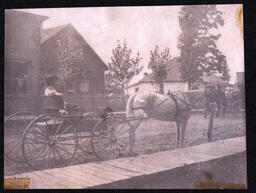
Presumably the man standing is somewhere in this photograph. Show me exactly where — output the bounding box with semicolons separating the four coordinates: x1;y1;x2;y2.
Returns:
204;86;216;118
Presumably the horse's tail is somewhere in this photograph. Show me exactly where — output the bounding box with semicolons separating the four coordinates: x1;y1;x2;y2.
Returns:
126;93;136;118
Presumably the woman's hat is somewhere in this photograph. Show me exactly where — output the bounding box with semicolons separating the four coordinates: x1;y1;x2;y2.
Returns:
40;73;61;87
45;73;60;81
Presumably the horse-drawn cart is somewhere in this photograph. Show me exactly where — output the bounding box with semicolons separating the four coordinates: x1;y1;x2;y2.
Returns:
4;98;132;170
5;90;191;171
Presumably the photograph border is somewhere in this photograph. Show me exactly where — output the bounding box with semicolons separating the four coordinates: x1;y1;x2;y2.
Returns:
1;0;254;191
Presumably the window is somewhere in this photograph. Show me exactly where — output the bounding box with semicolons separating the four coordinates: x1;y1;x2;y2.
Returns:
5;59;29;96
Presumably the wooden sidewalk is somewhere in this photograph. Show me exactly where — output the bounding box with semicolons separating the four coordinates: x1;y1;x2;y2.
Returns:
5;136;246;189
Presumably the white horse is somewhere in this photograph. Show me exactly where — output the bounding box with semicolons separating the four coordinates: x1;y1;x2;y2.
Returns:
126;90;191;154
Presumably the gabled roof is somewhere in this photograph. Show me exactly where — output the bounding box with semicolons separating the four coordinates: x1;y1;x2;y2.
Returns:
41;23;108;70
41;24;69;44
126;57;184;88
6;10;49;22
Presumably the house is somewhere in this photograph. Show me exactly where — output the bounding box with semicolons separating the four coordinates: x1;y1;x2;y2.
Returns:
125;57;188;95
4;10;49;114
40;23;108;95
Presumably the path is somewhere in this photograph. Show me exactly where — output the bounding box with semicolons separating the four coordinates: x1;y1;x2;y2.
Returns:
5;136;246;189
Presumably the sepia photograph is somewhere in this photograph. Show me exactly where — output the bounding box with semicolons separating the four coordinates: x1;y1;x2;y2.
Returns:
4;4;246;189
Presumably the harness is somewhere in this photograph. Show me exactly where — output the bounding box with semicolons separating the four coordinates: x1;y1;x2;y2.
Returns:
170;93;179;117
132;92;189;118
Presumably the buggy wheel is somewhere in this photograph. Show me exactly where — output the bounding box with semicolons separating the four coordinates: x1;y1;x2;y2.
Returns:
21;114;78;170
4;111;37;162
91;116;132;161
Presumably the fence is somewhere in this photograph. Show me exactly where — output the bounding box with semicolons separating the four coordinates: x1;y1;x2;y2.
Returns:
64;94;129;113
64;91;205;114
4;90;242;116
4;95;41;115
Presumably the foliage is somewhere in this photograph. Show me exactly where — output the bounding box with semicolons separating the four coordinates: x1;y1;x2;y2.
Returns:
55;35;84;92
105;40;143;93
178;5;231;87
148;45;172;93
220;57;231;82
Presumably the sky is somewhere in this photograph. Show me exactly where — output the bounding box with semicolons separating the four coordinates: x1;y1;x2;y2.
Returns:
17;4;244;84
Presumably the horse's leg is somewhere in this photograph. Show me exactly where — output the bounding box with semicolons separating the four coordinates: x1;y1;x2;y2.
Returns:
128;120;141;155
176;121;181;148
181;118;188;147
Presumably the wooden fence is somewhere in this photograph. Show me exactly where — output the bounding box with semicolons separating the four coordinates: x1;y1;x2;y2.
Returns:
6;90;238;115
64;94;129;113
64;91;206;113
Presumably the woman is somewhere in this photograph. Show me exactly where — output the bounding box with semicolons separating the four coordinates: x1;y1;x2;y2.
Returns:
43;74;67;114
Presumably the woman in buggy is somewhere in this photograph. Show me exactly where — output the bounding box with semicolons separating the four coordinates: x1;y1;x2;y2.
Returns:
42;74;111;116
42;74;68;115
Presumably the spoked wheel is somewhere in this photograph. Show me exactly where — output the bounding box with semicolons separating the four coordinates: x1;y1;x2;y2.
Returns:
21;114;78;170
4;111;37;162
76;118;97;154
91;116;132;161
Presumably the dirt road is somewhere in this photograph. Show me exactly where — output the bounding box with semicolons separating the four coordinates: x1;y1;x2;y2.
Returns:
4;112;246;176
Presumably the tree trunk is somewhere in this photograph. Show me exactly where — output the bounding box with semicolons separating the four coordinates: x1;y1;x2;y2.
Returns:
159;81;164;94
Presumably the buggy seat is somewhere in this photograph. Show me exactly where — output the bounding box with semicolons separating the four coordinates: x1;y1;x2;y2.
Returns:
41;95;64;114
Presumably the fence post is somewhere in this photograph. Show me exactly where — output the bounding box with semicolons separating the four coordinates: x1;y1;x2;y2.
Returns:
207;103;214;142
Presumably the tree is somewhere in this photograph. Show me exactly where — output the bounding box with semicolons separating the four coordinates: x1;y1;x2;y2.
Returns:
178;5;230;88
220;56;231;82
55;36;84;93
105;40;143;93
148;45;172;94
